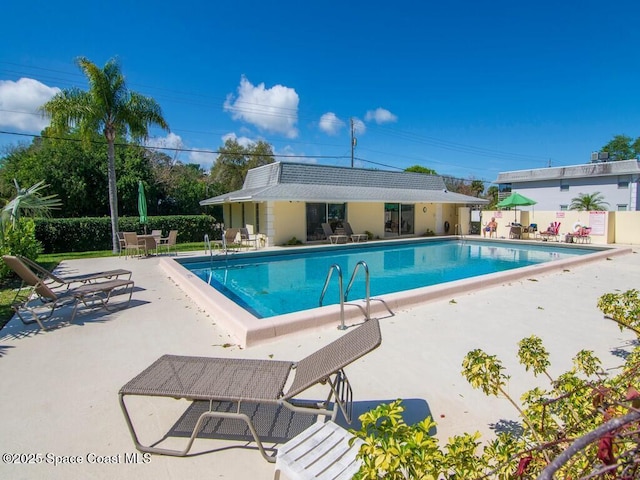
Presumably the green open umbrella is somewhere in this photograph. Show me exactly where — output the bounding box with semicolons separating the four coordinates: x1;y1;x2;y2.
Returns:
496;192;537;220
138;180;148;232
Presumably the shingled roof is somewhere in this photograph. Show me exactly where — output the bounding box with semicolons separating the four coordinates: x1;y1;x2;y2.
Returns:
200;162;488;205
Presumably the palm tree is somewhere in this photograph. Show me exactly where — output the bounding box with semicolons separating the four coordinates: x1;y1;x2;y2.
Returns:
1;180;61;228
569;192;609;211
0;180;61;252
40;57;169;253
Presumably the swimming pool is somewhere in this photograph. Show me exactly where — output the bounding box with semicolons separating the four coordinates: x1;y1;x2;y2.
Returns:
183;240;592;318
160;238;624;346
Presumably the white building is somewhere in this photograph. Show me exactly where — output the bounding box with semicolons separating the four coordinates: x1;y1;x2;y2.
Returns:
494;159;640;211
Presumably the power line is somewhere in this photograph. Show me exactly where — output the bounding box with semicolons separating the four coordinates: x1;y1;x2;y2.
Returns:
354;156;492;184
0;129;493;185
0;129;350;160
0;60;555;166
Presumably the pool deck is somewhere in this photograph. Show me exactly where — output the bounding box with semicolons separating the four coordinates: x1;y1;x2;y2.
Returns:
0;241;638;479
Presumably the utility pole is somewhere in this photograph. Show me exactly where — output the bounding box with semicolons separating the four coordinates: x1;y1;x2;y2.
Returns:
350;118;357;168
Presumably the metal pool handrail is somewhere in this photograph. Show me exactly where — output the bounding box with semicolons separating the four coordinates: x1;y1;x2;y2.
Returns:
344;260;370;321
319;264;346;330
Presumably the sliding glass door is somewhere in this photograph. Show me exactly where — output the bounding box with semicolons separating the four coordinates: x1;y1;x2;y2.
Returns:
384;203;414;237
306;203;346;241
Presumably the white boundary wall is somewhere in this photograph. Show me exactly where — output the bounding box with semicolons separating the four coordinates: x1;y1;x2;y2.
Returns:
479;210;640;245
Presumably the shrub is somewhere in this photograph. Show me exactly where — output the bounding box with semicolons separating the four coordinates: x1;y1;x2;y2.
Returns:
34;215;220;253
352;290;640;479
284;236;303;246
0;219;42;279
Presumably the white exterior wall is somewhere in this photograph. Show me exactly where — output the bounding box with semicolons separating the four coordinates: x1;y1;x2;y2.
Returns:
509;177;639;211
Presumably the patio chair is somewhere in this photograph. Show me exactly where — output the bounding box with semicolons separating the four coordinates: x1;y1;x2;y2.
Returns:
322;223;348;244
16;255;131;290
2;255;135;330
158;230;178;255
122;232;146;258
119;318;382;462
222;228;240;252
343;222;368;242
239;227;257;249
117;232;127;256
539;222;561;242
573;226;592;244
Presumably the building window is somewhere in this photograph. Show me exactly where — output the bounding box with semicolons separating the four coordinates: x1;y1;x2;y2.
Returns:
560;205;568;211
560;181;569;191
618;176;630;189
617;204;628;211
497;183;512;202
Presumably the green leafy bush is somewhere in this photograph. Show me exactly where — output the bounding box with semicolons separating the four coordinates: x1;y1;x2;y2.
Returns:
284;236;303;245
34;215;219;253
352;291;640;479
0;219;42;279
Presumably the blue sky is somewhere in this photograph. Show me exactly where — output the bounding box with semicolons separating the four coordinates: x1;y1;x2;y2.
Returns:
1;1;639;185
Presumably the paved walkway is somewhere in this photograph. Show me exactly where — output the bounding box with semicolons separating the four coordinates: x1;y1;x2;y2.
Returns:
0;246;638;479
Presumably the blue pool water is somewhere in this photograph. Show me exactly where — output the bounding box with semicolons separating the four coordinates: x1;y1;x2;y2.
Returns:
182;240;594;319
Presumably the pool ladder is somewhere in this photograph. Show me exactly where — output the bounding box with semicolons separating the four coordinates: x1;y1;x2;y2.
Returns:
319;261;370;330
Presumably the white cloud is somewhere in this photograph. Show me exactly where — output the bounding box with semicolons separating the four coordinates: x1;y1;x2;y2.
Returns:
224;76;299;139
0;78;60;131
145;132;184;150
318;112;345;135
352;117;366;135
222;132;256;149
275;144;316;164
188;150;216;171
145;133;216;170
364;107;398;124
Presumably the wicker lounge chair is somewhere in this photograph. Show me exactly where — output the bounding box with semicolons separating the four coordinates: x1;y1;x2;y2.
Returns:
119;318;382;461
322;223;348;244
2;255;135;330
17;254;131;290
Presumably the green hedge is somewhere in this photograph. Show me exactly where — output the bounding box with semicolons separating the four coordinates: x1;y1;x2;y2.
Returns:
34;215;223;253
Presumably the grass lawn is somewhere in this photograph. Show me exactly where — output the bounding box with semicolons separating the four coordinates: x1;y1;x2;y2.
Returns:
0;241;206;330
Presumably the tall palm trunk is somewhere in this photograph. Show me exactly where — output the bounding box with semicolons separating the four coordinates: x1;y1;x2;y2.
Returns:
105;129;120;254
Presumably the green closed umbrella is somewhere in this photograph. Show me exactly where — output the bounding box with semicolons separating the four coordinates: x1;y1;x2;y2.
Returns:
496;192;537;220
138;180;148;232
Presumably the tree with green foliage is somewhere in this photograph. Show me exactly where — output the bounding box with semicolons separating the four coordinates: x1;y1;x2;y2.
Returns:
0;132;137;217
0;135;213;219
212;139;275;192
600;134;640;160
40;57;169;253
570;191;609;211
470;179;485;197
485;185;499;208
404;165;438;175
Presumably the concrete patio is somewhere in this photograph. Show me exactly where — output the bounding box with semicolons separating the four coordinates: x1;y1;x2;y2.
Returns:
0;245;638;479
